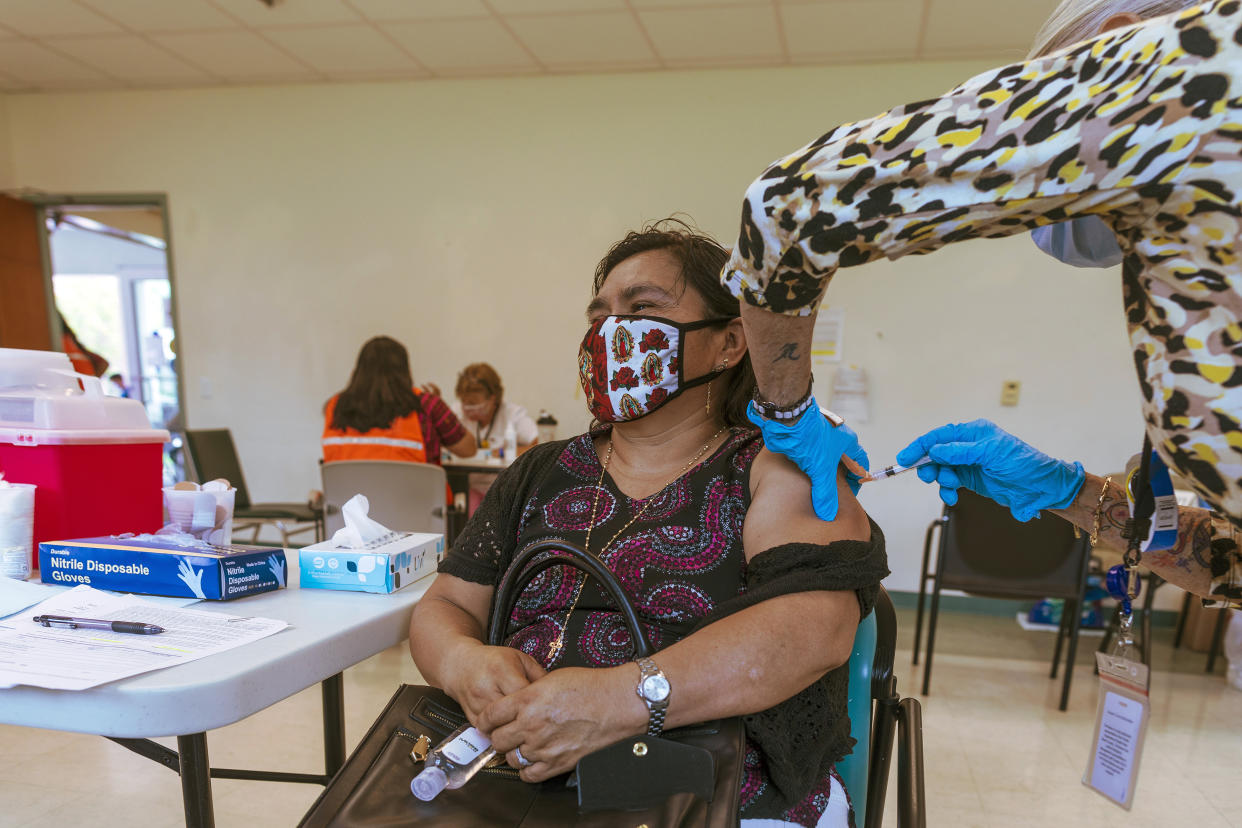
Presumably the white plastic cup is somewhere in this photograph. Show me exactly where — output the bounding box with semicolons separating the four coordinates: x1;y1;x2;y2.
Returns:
0;483;36;580
164;486;235;545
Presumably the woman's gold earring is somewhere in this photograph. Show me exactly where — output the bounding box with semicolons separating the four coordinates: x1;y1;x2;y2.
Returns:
706;382;712;417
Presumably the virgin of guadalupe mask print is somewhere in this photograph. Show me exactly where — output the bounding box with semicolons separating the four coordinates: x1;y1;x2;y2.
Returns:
578;315;732;423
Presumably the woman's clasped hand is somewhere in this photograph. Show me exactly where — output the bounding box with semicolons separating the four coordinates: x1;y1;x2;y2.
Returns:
475;662;643;782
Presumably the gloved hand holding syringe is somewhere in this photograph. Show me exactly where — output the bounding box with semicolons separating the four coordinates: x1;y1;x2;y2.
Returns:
861;457;935;482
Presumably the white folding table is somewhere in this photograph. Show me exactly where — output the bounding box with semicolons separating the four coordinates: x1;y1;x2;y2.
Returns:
0;565;433;828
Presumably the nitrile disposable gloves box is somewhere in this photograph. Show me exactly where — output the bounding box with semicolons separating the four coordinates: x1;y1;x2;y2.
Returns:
298;532;443;594
38;536;287;600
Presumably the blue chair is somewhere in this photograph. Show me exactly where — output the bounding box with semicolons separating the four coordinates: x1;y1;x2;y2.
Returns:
837;586;926;828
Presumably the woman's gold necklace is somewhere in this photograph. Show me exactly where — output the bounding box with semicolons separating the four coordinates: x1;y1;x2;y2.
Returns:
546;425;729;661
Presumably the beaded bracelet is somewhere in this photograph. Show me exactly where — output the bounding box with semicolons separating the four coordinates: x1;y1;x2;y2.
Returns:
752;379;815;422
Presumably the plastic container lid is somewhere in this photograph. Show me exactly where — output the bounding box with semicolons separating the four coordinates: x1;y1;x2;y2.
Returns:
0;348;168;443
410;767;448;801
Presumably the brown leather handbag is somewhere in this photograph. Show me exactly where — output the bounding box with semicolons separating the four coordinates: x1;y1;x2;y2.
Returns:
299;540;745;828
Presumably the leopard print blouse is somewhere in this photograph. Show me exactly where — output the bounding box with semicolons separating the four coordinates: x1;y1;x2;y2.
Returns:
723;0;1242;593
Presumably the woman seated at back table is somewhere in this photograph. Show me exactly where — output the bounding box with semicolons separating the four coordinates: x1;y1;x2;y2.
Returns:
452;362;539;514
410;220;889;827
323;335;475;466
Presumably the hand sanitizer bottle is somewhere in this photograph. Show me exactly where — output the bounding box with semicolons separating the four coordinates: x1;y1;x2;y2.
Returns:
502;421;517;464
410;723;498;801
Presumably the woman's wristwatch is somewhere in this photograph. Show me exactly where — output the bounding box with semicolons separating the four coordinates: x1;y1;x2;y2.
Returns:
634;657;670;736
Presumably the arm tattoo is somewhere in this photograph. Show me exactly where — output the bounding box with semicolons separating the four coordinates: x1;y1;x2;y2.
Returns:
773;343;800;363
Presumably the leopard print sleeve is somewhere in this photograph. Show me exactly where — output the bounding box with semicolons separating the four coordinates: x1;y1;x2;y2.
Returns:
1204;511;1242;609
723;0;1238;316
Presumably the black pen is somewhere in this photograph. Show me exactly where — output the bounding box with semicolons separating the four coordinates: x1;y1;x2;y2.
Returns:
32;614;165;635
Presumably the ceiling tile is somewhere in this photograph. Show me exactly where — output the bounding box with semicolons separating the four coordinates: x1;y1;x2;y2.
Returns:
923;0;1060;59
490;0;624;12
781;0;921;61
381;18;536;72
0;40;112;85
76;0;238;32
43;35;216;83
0;0;121;37
507;12;656;68
639;5;781;64
264;24;419;74
630;0;767;6
209;0;361;27
151;30;320;80
347;0;489;21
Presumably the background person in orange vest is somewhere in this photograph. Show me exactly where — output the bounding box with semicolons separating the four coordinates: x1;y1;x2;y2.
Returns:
58;311;109;378
322;336;475;467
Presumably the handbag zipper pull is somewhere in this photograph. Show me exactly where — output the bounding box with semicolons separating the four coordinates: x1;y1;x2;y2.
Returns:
410;734;431;763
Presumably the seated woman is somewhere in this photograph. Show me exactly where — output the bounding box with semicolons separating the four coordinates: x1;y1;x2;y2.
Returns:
410;221;888;827
323;335;475;465
452;362;540;514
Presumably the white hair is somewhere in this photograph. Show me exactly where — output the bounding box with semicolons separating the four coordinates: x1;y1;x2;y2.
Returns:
1028;0;1198;58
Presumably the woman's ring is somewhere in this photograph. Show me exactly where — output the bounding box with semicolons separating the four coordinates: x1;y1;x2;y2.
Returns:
514;747;532;768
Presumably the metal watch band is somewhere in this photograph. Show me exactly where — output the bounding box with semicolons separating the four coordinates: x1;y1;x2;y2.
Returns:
647;704;666;736
635;656;668;736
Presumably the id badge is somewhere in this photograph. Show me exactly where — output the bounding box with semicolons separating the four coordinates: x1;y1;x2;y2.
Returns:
1083;652;1150;809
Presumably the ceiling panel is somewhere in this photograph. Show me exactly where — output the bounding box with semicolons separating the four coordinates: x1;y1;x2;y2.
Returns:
507;12;656;69
640;5;782;65
382;18;536;73
0;0;121;38
264;24;421;75
923;0;1060;59
490;0;626;13
781;0;922;62
0;0;1069;92
44;35;216;83
347;0;490;21
0;40;112;86
151;30;321;80
209;0;361;27
630;0;769;6
76;0;238;33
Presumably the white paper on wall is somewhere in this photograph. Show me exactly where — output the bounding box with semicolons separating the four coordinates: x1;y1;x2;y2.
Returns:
829;365;870;424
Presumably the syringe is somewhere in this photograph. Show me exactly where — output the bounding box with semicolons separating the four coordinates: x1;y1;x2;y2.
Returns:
863;457;935;482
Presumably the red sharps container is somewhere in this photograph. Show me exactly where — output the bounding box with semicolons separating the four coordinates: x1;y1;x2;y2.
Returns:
0;348;170;569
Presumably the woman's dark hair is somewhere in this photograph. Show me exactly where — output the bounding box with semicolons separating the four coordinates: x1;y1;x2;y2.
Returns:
456;363;504;406
592;217;756;428
329;336;421;432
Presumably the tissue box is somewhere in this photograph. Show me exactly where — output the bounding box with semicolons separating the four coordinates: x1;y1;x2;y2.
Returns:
38;536;287;600
299;532;443;594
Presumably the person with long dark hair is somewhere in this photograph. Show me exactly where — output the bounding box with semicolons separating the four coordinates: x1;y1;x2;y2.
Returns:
322;336;475;465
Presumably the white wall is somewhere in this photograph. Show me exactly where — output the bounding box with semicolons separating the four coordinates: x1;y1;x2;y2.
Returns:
5;62;1151;599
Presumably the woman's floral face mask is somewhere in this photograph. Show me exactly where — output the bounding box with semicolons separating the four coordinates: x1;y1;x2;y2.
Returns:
578;314;732;423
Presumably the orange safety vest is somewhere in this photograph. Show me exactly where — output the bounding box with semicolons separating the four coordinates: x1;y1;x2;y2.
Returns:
322;392;429;464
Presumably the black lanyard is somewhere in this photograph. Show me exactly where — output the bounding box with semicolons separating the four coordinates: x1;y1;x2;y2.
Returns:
1122;434;1155;569
476;414;496;447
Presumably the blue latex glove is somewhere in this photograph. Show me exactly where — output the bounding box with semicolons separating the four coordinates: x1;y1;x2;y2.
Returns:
747;398;869;522
895;419;1086;522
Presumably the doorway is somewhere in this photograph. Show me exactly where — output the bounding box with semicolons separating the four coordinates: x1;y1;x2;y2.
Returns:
27;194;187;484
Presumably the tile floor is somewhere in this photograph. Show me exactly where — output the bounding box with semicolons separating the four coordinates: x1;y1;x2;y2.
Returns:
1;609;1238;827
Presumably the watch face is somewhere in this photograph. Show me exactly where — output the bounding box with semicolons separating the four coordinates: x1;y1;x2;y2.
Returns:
641;674;670;703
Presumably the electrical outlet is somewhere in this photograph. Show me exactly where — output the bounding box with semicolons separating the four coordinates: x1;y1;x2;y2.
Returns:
199;376;213;400
1000;380;1020;406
